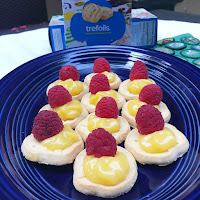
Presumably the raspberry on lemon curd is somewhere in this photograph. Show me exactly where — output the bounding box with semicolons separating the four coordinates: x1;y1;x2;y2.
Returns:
122;84;171;127
40;85;88;129
118;60;155;100
125;105;189;166
73;128;137;198
21;110;84;165
46;65;89;101
84;57;122;89
81;73;125;113
76;97;130;144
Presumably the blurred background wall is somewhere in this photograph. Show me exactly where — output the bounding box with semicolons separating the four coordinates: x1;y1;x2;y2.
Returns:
45;0;200;20
0;0;199;30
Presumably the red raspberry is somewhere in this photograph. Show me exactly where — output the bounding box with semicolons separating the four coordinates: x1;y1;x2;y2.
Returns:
136;105;164;135
59;65;80;81
89;74;111;94
48;85;72;108
32;110;64;141
95;97;118;118
139;84;162;105
93;57;111;73
86;128;117;158
129;60;149;81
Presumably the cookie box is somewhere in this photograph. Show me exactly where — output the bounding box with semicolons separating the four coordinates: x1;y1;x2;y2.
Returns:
62;0;132;48
131;8;157;48
49;15;66;52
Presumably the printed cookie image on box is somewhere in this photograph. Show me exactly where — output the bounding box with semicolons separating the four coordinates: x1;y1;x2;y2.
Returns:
69;0;131;46
82;3;113;23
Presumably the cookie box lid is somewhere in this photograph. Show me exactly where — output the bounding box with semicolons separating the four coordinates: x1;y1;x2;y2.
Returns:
132;8;157;19
49;15;64;26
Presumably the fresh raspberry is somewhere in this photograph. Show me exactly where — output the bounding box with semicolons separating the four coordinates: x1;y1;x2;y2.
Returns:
32;110;64;141
129;60;149;81
89;74;111;94
93;57;111;73
59;65;80;81
136;105;164;135
48;85;72;108
86;128;117;158
95;97;118;118
139;84;162;105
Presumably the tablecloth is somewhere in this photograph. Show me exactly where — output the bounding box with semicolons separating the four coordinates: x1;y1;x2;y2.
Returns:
0;19;200;80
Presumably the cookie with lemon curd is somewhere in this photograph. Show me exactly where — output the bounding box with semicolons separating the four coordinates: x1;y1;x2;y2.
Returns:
21;110;84;165
76;97;130;144
118;60;155;100
125;105;189;166
40;85;88;129
81;73;125;113
46;65;89;101
84;57;122;89
122;84;171;127
73;128;137;198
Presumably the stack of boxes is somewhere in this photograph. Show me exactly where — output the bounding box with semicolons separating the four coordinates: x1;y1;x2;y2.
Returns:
49;2;157;52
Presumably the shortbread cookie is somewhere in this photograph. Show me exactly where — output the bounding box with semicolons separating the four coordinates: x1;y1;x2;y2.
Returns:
122;84;171;127
118;60;155;100
81;92;125;113
21;110;84;165
21;133;84;165
122;100;171;127
46;81;89;101
73;129;137;198
75;113;130;144
47;65;89;101
82;73;125;113
125;123;189;166
82;3;102;23
118;79;155;100
40;104;88;129
84;57;122;89
125;105;189;166
42;85;88;129
84;72;121;90
100;6;113;20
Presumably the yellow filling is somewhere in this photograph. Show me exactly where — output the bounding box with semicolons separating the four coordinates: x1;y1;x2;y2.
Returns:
55;79;84;96
89;90;118;105
127;79;154;95
53;100;82;121
87;115;120;133
83;152;129;186
127;98;160;117
41;124;79;150
139;127;177;153
91;72;115;83
102;72;115;83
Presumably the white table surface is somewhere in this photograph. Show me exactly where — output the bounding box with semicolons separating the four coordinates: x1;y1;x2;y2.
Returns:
1;19;200;80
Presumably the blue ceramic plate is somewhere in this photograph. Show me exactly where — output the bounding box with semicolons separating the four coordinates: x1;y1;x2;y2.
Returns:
0;45;200;200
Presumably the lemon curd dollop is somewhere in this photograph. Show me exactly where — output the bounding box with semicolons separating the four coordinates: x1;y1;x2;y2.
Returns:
127;98;160;117
89;90;118;105
87;115;121;133
83;152;129;186
55;79;84;96
127;79;154;95
139;127;177;153
41;124;79;151
102;71;115;83
90;72;115;83
53;100;82;121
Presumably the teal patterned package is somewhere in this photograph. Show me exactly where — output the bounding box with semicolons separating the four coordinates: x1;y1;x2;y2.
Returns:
62;0;132;48
154;33;200;68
